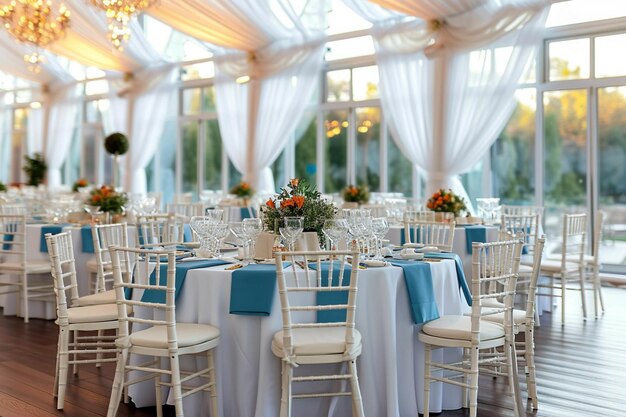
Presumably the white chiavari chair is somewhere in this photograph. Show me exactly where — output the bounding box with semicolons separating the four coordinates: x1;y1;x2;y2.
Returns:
586;211;606;317
89;223;131;295
107;246;220;417
166;202;208;219
419;239;524;417
135;213;186;247
403;220;455;252
535;213;587;323
46;232;119;409
273;248;364;417
501;205;544;218
0;214;54;322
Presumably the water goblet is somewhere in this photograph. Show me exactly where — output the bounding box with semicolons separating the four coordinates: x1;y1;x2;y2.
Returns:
190;216;217;258
205;208;224;223
322;219;348;250
371;217;390;260
212;223;230;258
230;221;251;263
243;218;262;258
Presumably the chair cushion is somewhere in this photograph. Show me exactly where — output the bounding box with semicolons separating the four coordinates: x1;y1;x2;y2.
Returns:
66;303;122;324
75;290;116;307
518;264;533;274
422;315;504;341
272;327;362;356
538;259;563;272
481;308;528;325
0;261;51;274
481;299;505;309
86;257;99;272
130;323;220;349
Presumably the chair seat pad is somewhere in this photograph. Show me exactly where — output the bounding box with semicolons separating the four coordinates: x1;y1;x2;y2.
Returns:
130;324;220;349
86;258;113;272
76;290;116;307
546;253;595;264
481;299;505;309
518;264;533;274
481;308;528;325
272;327;362;357
0;261;51;274
422;315;504;341
66;303;123;324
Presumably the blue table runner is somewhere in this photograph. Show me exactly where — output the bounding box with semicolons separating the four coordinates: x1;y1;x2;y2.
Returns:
229;263;285;316
81;225;95;253
40;224;70;252
388;259;439;324
141;259;229;304
464;225;487;254
2;233;14;251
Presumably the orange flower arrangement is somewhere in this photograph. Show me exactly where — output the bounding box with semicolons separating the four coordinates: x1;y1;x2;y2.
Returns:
72;178;89;192
342;184;369;203
87;185;128;214
230;181;255;199
426;188;467;216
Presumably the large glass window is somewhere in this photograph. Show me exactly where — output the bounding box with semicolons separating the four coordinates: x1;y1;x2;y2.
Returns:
181;122;198;196
387;134;413;196
203;119;222;190
323;110;348;193
295;111;317;185
355;107;380;190
548;38;590;81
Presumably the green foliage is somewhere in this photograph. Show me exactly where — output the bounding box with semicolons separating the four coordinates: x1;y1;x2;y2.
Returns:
230;181;254;198
104;133;129;156
0;182;6;192
262;178;336;238
87;185;128;214
22;153;47;186
426;189;467;217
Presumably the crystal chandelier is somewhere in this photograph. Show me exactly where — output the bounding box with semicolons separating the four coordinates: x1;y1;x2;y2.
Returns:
0;0;71;71
89;0;158;50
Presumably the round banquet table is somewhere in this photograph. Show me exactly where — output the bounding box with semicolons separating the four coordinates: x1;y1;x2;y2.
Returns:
128;258;471;417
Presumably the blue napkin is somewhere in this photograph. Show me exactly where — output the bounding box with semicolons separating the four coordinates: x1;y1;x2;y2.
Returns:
309;262;353;323
2;233;14;251
81;225;95;253
424;252;472;306
40;224;70;252
239;207;257;220
229;263;284;316
464;225;487;254
141;259;229;304
389;259;439;324
183;224;193;242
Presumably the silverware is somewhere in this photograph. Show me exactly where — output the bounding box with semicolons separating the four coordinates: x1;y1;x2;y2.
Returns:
225;263;244;270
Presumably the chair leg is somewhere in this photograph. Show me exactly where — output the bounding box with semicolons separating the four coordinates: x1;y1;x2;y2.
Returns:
561;277;566;325
53;328;62;398
107;348;128;417
22;273;29;323
507;337;523;417
595;264;605;314
57;328;70;409
423;344;431;417
73;330;79;375
469;345;479;417
279;360;292;417
155;367;164;417
169;353;184;417
96;330;104;368
462;348;468;408
348;359;364;417
207;350;219;417
579;269;587;320
526;328;538;410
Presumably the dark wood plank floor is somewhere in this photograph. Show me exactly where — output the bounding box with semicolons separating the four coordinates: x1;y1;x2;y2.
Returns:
0;287;624;417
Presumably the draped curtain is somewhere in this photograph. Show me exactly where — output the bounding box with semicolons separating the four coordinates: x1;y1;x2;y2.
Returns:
345;0;548;210
0;99;9;182
26;107;44;154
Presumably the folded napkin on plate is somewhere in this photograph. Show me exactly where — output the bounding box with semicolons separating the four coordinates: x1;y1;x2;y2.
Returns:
424;252;472;306
310;262;353;324
360;259;387;267
229;263;289;316
464;225;487;254
81;225;95;253
141;259;229;304
40;224;71;252
389;259;439;324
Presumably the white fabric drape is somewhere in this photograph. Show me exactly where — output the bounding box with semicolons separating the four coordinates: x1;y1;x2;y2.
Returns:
26;107;44;154
0;100;9;182
346;0;547;211
45;85;80;189
126;67;178;193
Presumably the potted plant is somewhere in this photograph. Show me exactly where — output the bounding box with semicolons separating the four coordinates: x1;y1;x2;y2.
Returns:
23;153;47;186
104;132;129;188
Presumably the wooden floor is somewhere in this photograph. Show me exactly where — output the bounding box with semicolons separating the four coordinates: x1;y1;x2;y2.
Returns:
0;287;624;417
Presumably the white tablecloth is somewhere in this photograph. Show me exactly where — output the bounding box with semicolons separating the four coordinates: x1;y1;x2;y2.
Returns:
129;259;470;417
386;225;500;278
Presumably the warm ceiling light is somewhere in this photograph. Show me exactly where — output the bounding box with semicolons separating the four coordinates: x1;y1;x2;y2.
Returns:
30;101;42;108
0;0;71;71
88;0;158;50
236;75;251;84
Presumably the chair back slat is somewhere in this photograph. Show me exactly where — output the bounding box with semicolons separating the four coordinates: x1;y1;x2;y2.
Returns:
275;249;361;357
46;232;81;321
561;213;586;270
135;214;186;247
501;214;540;256
92;223;131;292
403;220;455;252
0;214;26;263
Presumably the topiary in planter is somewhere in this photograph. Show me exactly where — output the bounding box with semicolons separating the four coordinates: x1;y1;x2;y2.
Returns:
23;153;47;186
104;132;129;156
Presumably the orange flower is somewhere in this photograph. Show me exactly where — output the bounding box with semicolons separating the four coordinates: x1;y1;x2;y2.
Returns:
78;179;87;186
92;194;101;203
280;198;295;209
293;195;305;209
437;197;444;204
266;198;275;209
444;194;451;201
427;202;434;209
289;178;299;188
241;182;250;191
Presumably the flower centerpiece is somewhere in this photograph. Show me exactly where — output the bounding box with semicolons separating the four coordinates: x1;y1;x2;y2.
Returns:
343;184;370;204
262;178;336;240
229;181;255;204
72;178;89;192
87;185;128;214
426;188;467;217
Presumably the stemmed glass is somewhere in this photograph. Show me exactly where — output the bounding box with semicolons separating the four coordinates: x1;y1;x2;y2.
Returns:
281;217;303;251
230;222;251;263
205;208;224;223
243;218;262;259
190;216;217;258
212;223;230;258
371;217;390;260
322;219;348;250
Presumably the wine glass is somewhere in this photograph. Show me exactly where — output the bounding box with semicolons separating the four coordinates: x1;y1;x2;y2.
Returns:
230;221;251;263
282;217;303;251
371;217;390;260
322;219;348;250
205;208;224;223
212;223;230;258
190;216;217;258
243;218;262;259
